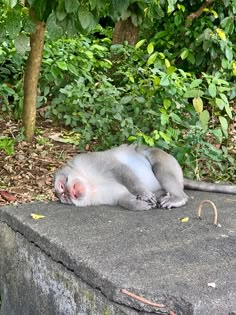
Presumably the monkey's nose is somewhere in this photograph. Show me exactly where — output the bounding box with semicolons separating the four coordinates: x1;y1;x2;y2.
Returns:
71;185;79;199
70;182;84;199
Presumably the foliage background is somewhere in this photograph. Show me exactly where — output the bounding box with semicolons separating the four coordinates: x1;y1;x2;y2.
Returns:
0;0;235;182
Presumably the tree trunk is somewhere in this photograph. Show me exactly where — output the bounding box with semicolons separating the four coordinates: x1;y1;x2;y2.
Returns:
112;17;139;46
23;12;46;142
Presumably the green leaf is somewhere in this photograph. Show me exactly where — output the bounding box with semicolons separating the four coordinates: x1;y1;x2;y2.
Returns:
225;47;233;61
219;93;232;118
180;48;189;60
161;113;169;125
220;16;234;34
65;0;78;13
170;113;182;123
147;42;154;54
219;116;228;138
14;34;30;55
166;66;176;75
184;90;203;98
211;128;223;144
67;63;78;76
219;93;228;103
147;52;158;65
56;61;68;70
193;97;203;113
199;110;210;130
5;10;21;38
221;58;229;69
164;59;170;68
111;0;129;15
9;0;17;8
159;131;171;143
215;98;225;110
78;7;96;29
163;99;171;109
190;79;202;89
33;0;53;21
46;12;63;40
167;0;176;12
120;96;132;104
160;74;170;86
135;39;145;49
208;83;216;98
114;113;122;121
56;0;67;21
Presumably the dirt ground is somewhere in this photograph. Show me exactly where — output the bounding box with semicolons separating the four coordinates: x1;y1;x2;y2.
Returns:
0;116;81;206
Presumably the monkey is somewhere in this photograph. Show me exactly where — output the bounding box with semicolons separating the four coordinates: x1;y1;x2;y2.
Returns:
54;144;236;210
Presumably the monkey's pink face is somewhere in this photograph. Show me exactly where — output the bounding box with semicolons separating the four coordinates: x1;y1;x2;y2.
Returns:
54;174;86;205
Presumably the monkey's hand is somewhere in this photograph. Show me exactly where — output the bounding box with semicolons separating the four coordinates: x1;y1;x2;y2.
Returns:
136;191;157;207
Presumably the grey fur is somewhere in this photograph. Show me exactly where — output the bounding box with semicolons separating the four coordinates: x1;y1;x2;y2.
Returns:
54;144;236;210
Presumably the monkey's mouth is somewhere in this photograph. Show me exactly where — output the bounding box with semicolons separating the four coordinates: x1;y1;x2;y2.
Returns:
57;192;73;204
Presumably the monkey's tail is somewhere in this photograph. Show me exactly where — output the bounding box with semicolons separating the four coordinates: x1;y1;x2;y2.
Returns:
184;178;236;194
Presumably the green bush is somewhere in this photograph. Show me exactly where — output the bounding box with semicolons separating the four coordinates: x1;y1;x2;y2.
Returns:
0;14;235;182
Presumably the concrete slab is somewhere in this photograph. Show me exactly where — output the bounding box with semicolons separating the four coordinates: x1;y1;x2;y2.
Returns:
0;190;236;315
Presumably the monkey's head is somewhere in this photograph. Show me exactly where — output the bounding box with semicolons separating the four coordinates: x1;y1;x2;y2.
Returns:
54;166;88;206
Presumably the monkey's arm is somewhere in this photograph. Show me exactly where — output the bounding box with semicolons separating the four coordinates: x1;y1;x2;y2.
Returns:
110;163;157;206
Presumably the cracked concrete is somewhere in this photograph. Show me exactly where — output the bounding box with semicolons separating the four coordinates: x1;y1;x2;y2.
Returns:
0;190;236;315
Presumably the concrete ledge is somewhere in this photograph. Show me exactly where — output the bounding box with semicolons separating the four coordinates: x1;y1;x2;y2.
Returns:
0;190;236;315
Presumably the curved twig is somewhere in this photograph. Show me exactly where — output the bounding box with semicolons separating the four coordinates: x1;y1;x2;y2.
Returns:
121;289;177;315
197;200;218;225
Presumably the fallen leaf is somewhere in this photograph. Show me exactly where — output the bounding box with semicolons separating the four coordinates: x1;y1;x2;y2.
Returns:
208;282;216;288
0;191;17;201
179;217;189;223
31;213;46;220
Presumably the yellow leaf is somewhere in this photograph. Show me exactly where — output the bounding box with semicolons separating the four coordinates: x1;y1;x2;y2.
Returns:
216;28;226;41
179;217;189;223
232;62;236;76
165;59;171;68
31;213;46;220
147;42;154;54
193;97;203;113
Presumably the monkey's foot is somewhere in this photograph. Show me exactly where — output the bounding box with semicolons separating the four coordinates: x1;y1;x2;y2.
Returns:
119;197;155;211
136;191;157;207
160;194;188;209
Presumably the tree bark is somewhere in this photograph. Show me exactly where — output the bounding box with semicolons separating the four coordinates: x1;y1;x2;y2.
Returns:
112;17;139;45
23;11;46;142
185;0;214;27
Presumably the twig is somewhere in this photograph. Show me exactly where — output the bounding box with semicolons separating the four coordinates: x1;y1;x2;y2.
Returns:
186;0;214;27
121;289;177;315
197;200;218;225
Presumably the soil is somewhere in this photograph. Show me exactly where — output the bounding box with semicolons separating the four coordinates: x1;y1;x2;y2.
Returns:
0;116;81;207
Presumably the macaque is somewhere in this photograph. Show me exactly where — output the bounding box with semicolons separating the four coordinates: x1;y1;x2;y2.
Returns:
54;144;236;210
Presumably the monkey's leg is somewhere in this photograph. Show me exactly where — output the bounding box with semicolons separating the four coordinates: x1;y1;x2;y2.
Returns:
112;164;157;206
145;148;188;209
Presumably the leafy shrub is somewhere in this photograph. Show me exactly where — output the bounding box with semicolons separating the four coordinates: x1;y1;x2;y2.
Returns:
0;40;25;118
0;5;235;182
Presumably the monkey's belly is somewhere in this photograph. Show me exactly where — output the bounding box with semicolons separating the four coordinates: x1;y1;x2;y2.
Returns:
134;167;161;191
90;182;130;206
115;150;161;192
